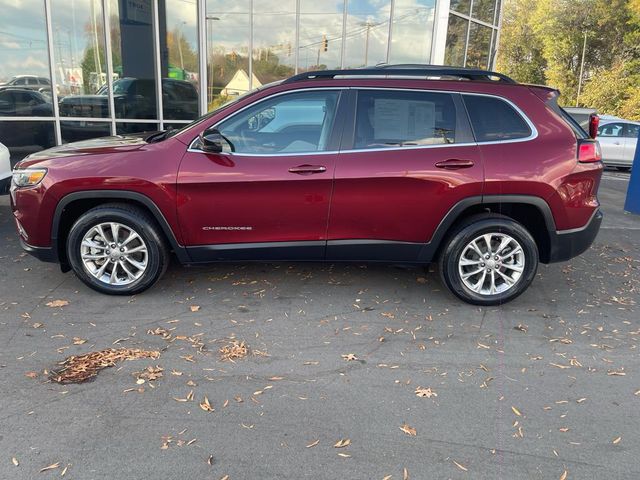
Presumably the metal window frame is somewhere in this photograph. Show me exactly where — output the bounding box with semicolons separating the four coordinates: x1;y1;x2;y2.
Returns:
444;0;504;69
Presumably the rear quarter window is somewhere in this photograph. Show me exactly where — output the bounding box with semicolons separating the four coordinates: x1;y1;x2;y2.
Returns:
463;95;532;142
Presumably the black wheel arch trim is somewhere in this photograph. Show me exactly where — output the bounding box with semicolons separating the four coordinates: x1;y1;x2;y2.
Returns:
51;190;191;264
418;194;558;263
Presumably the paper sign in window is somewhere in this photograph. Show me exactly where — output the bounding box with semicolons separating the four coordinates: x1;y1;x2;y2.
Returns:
373;99;436;144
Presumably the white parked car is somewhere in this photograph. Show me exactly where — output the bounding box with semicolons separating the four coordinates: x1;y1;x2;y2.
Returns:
597;119;639;171
0;141;11;194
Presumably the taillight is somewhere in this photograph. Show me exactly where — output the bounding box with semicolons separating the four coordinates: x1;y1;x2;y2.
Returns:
589;114;599;139
578;140;602;163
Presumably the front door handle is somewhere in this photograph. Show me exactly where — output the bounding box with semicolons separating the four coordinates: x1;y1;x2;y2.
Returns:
435;159;475;169
288;164;327;175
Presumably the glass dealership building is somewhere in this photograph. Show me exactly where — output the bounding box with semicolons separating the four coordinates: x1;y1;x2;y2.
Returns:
0;0;502;161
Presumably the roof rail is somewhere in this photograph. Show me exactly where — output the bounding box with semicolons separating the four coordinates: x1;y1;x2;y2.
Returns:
283;64;517;84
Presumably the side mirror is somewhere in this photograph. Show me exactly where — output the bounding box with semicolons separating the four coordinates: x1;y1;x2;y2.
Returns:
200;128;225;153
588;114;599;139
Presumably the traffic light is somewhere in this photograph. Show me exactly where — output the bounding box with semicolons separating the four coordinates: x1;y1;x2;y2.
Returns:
322;35;328;52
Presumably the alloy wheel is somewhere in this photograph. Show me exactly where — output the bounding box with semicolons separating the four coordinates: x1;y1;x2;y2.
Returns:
80;222;148;286
457;232;525;296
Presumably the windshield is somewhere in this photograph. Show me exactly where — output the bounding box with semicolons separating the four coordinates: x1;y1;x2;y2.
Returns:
163;81;284;140
97;78;133;96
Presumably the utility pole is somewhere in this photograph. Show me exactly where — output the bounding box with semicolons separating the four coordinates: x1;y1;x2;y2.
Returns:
576;31;588;107
364;22;371;66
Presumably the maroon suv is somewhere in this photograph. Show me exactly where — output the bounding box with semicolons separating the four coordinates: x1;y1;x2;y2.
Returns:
10;66;603;305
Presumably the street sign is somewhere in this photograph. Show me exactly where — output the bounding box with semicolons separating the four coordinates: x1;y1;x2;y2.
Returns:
624;128;640;215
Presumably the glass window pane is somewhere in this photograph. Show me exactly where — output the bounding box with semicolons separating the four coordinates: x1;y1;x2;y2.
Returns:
471;0;497;24
252;0;296;82
61;120;112;143
206;1;251;111
444;14;468;66
0;121;56;161
109;0;158;119
463;95;531;142
0;1;52;116
450;0;471;15
389;0;435;64
466;22;492;68
354;90;457;149
163;0;200;120
598;123;624;137
344;1;391;68
216;90;340;154
53;0;111;118
116;122;159;135
298;0;344;72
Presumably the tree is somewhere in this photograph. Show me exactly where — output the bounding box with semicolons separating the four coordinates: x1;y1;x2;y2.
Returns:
495;0;546;85
497;0;640;114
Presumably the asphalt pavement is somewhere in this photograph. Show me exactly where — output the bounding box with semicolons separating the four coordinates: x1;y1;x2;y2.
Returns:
0;170;638;479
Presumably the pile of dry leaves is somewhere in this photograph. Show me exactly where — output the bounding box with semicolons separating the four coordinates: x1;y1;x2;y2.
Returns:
219;340;248;361
51;348;160;384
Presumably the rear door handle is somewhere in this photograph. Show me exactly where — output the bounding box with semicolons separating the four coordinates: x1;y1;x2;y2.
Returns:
435;159;475;169
288;164;327;175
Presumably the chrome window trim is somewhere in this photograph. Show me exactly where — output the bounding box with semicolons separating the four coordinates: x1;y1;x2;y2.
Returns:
187;86;538;156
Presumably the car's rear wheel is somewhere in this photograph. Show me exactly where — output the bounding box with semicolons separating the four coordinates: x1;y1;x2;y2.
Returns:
66;204;169;295
438;215;538;305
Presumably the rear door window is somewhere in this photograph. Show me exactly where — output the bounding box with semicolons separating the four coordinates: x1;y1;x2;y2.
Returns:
624;123;639;139
353;90;459;149
463;95;533;142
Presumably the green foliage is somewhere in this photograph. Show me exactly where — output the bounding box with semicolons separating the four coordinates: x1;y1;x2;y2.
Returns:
497;0;640;115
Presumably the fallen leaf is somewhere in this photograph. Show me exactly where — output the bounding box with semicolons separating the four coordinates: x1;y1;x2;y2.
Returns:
46;300;69;308
72;337;87;345
415;387;437;398
11;457;18;466
341;354;358;361
25;371;38;379
60;464;69;476
306;440;319;448
560;470;568;480
404;467;409;479
39;462;60;473
337;453;351;458
453;460;468;471
207;455;214;466
219;476;229;480
511;406;522;417
333;438;351;448
400;424;416;436
200;396;214;412
613;436;621;444
190;305;201;312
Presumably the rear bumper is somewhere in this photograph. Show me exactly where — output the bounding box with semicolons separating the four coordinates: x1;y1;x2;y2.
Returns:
19;237;58;263
547;210;603;263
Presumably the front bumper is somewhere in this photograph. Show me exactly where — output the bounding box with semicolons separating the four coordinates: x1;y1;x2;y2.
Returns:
19;237;58;263
547;210;603;263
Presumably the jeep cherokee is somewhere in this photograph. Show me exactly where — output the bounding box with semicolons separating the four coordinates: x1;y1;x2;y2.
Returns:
10;65;603;305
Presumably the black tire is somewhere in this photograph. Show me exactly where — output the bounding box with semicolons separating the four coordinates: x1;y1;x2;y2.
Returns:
438;215;539;306
66;203;169;295
616;167;631;172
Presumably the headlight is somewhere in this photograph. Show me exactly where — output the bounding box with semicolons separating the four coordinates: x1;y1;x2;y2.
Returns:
12;168;47;187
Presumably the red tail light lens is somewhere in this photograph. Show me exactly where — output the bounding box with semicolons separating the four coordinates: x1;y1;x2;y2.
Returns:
578;140;602;163
588;114;600;139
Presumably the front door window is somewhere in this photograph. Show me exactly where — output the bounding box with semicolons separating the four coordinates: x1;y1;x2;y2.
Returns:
214;90;340;154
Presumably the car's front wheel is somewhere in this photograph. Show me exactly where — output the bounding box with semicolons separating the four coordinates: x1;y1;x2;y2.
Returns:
438;215;539;306
66;204;169;295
